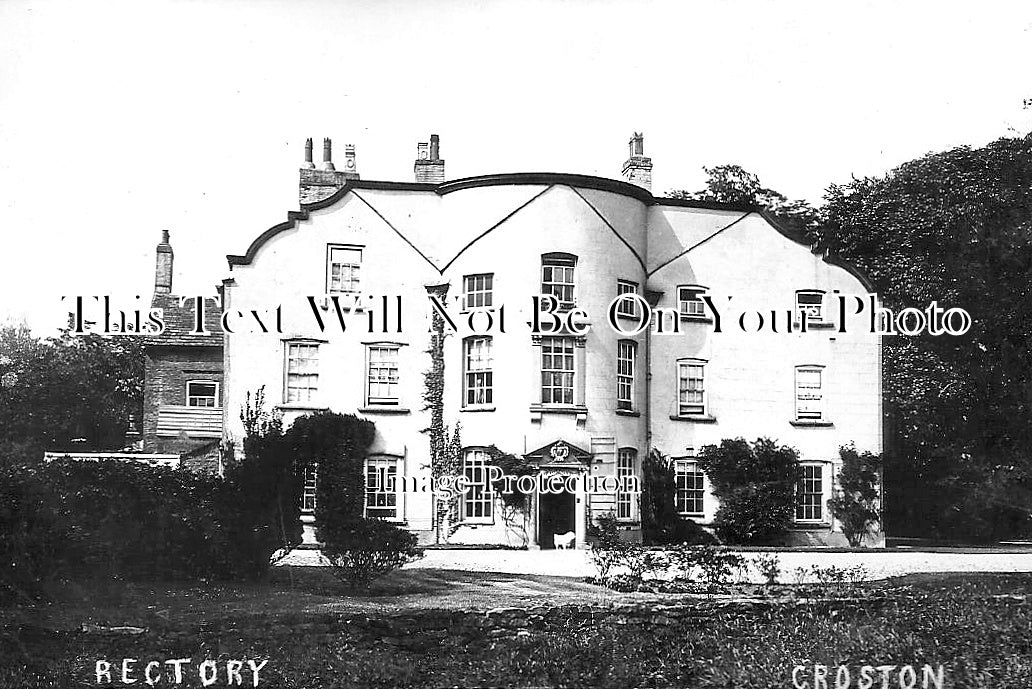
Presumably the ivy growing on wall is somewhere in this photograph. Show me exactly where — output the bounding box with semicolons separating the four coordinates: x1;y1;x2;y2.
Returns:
422;283;461;543
484;445;537;548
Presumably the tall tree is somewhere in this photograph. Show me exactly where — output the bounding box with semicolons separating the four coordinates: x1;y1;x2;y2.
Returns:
669;164;820;237
0;324;143;461
819;134;1032;541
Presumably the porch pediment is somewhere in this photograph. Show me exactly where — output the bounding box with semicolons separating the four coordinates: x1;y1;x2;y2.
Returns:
524;439;592;466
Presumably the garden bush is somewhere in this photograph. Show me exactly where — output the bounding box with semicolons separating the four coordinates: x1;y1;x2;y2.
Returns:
586;513;627;582
0;458;231;601
696;438;802;545
828;444;881;546
293;411;422;587
322;517;421;589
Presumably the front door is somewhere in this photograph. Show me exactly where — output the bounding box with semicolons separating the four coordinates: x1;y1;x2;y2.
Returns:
538;490;576;549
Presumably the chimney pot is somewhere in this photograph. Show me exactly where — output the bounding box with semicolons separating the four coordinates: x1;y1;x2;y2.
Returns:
303;138;315;169
321;137;335;171
414;134;445;183
155;230;174;295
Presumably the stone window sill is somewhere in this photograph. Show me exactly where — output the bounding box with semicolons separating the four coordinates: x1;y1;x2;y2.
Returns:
277;403;330;412
615;409;640;417
359;406;411;415
669;413;717;423
792;321;836;330
790;420;834;428
461;406;497;413
679;315;713;323
530;404;589;415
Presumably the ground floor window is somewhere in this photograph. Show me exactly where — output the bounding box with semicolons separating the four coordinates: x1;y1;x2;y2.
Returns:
796;463;824;521
462;449;493;522
674;460;705;516
616;448;636;520
301;463;317;514
365;456;400;519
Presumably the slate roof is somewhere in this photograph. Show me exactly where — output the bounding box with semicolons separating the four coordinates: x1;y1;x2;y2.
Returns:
145;293;224;348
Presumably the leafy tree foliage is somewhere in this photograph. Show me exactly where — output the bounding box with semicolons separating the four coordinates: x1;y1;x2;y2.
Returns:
0;323;143;461
668;164;820;237
696;438;802;545
818;134;1032;541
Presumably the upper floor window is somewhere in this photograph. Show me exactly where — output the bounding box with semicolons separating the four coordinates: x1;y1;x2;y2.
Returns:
327;245;362;294
186;380;219;408
366;345;401;406
616;448;637;520
677;359;706;416
365;456;400;520
541;336;575;405
463;273;494;310
795;366;825;421
796;290;825;322
795;463;824;521
677;285;707;318
285;342;319;403
615;280;639;318
674;459;705;516
462;449;493;522
464;336;493;407
541;253;577;310
617;340;636;411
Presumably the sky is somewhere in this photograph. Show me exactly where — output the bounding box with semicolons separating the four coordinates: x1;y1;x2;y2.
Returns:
1;0;1030;334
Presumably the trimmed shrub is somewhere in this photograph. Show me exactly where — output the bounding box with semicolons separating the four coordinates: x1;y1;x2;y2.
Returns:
696;438;802;545
322;517;421;589
292;411;421;587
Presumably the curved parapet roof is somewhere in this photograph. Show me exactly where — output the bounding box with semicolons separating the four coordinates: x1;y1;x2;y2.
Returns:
225;172;874;292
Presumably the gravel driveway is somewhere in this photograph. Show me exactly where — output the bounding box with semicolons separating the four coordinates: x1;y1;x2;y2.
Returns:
280;547;1032;582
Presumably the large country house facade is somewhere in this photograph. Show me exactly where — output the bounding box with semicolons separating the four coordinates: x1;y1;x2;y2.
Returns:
143;134;884;548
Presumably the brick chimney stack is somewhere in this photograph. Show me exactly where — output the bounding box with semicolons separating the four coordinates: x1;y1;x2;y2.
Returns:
155;229;173;295
300;137;358;205
414;134;445;183
622;132;652;192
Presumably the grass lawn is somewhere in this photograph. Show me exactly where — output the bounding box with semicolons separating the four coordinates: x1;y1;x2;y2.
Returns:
2;568;1031;688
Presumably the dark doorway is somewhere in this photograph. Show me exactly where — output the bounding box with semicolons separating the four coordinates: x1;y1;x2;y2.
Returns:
539;490;576;549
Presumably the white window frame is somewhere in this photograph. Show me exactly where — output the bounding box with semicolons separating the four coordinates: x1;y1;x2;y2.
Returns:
540;336;576;405
326;244;363;295
366;344;401;406
301;463;318;514
674;459;705;517
616;448;637;521
463;336;493;407
677;359;707;416
795;365;825;421
284;341;319;404
186;380;219;408
615;279;639;318
541;253;577;310
461;449;494;523
796;290;825;322
616;340;635;411
365;455;402;521
677;285;707;318
462;273;494;311
795;463;825;522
